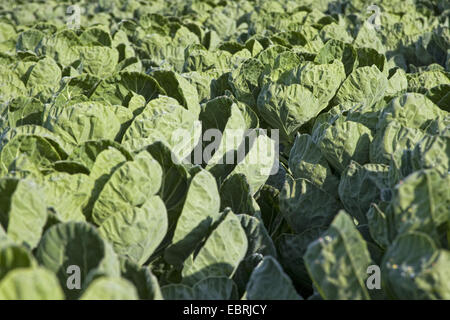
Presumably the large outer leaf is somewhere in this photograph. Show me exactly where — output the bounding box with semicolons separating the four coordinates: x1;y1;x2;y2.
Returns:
276;229;322;290
315;117;373;174
335;65;388;107
44;29;81;67
231;130;277;195
315;39;357;75
280;176;342;234
79;27;112;47
0;134;64;173
26;57;61;98
182;211;247;285
0;267;64;300
80;277;138;300
165;170;220;265
122;97;200;159
238;214;277;258
338;162;390;224
67;139;132;171
91;71;165;105
36;222;120;299
382;232;450;299
162;276;235;300
0;244;36;281
150;69;200;114
389;169;450;241
412;134;449;176
229;58;264;108
263;50;302;84
415;250;450;299
192;276;237;299
279;60;346;108
44;101;122;147
245;256;301;300
6;96;44;128
1;125;71;157
0;66;26;103
304;211;372;300
120;257;162;300
377;93;447;133
88;148;128;182
99;195;168;265
367;202;394;249
426;84;450;112
370;121;427;167
91;151;162;225
201;98;248;181
146;142;190;226
78;46;119;78
289;133;339;198
41;173;93;222
219;174;258;216
232;253;264;299
257;83;319;143
356;47;386;72
386;68;408;96
83;148;128;219
0;178;47;249
407;70;450;92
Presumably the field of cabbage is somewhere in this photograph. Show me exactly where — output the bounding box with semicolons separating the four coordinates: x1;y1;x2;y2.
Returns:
0;0;449;300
